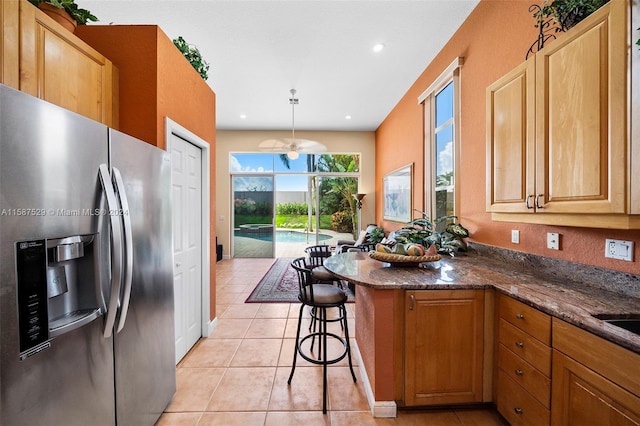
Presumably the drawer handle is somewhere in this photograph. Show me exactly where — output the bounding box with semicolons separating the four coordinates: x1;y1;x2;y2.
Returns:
514;407;523;415
409;295;414;311
515;341;524;348
516;313;525;320
515;369;524;376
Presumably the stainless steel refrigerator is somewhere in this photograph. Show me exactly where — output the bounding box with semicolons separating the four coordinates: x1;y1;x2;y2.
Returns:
0;84;176;425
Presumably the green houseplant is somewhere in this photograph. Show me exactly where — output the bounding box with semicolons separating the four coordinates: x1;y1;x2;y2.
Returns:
173;36;210;81
534;0;609;32
29;0;98;26
392;210;470;256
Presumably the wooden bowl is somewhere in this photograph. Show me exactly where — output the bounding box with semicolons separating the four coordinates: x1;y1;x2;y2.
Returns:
368;251;441;267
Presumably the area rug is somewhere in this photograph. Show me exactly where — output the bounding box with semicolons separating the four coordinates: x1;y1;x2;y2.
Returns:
245;258;354;303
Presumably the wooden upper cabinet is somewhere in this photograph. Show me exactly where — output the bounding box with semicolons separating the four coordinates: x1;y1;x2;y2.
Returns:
487;0;638;228
1;0;116;126
404;290;484;406
486;58;536;214
535;0;626;215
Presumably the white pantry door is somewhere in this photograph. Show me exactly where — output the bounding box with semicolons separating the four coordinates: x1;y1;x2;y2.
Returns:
171;134;203;363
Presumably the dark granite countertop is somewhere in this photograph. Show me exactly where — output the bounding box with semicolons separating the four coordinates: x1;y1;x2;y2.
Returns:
324;249;640;355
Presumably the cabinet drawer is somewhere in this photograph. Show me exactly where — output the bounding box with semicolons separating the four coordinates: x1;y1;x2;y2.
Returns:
498;344;551;408
500;319;551;376
498;370;550;426
499;295;551;344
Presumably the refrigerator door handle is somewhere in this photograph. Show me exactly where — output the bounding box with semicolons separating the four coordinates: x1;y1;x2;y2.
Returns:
112;167;133;333
98;164;123;338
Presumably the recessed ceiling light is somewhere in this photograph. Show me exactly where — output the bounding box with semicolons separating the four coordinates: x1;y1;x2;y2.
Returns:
372;43;385;53
240;114;247;119
345;115;352;120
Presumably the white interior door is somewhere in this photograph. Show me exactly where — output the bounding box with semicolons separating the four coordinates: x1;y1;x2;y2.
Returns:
171;134;203;363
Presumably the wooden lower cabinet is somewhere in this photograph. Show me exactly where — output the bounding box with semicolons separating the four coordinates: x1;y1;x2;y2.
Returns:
498;369;550;426
404;290;484;406
551;318;640;426
552;350;640;426
498;344;551;408
496;295;552;425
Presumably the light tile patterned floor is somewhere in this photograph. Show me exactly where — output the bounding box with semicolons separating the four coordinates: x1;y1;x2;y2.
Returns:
156;258;508;426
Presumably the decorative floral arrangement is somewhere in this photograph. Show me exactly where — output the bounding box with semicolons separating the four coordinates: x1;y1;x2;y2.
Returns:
391;210;470;256
173;36;210;81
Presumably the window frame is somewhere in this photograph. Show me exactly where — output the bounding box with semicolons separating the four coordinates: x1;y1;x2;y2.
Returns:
418;57;463;221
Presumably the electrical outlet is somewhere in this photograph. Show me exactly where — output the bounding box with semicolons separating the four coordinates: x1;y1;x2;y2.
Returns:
547;232;560;250
605;239;634;261
511;230;520;244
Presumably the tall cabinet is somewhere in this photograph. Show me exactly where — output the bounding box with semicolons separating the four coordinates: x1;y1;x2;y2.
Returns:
486;0;637;229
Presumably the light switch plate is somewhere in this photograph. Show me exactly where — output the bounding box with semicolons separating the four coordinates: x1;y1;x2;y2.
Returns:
511;230;520;244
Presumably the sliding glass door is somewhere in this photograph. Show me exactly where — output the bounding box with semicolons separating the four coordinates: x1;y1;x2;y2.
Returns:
232;175;275;258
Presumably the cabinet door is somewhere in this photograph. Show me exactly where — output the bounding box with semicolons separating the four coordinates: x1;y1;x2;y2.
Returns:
535;1;626;214
552;350;640;426
404;290;484;406
19;0;115;126
1;0;20;88
486;58;536;213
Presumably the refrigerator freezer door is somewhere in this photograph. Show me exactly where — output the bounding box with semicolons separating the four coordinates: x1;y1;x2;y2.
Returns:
109;129;176;425
0;85;116;424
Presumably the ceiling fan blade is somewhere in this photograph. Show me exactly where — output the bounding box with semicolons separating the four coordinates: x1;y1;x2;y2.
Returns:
283;138;327;153
258;139;290;152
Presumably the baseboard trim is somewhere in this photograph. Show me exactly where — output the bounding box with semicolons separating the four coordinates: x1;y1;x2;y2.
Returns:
353;340;397;418
206;317;218;336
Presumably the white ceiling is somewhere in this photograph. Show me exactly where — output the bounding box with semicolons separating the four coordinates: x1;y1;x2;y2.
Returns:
83;0;480;131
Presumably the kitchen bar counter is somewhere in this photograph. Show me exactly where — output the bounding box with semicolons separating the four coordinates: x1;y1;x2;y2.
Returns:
324;251;640;354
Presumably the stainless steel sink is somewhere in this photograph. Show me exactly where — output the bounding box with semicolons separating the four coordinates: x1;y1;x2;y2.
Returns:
592;314;640;336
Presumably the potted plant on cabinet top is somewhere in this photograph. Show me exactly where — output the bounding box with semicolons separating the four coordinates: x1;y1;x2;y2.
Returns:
173;36;210;81
28;0;98;33
534;0;609;32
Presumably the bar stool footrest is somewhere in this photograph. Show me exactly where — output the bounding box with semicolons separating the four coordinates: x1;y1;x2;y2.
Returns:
297;332;348;365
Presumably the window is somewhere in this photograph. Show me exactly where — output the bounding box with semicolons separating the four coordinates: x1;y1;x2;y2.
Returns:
230;153;360;174
419;58;462;224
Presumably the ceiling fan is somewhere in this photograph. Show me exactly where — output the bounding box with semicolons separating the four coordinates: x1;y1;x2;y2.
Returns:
258;89;327;160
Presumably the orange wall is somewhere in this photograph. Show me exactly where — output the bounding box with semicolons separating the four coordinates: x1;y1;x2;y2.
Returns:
76;25;218;318
376;0;639;275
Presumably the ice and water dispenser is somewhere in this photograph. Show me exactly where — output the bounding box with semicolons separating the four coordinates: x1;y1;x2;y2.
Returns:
16;234;103;359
